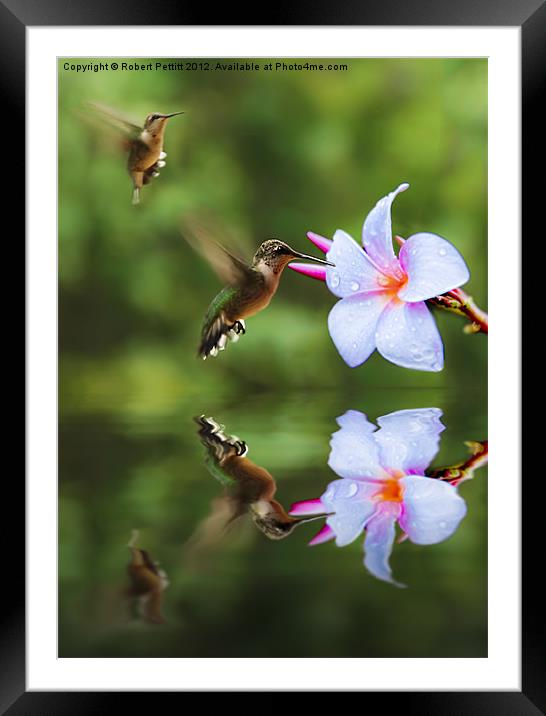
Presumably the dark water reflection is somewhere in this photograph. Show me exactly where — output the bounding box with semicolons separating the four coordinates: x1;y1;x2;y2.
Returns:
59;387;486;658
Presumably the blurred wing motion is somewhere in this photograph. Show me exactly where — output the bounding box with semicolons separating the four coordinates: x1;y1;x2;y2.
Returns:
183;495;244;563
84;101;141;141
127;530;169;624
181;216;253;286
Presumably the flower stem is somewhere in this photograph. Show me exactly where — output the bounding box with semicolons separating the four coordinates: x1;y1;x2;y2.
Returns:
428;287;488;334
426;440;488;487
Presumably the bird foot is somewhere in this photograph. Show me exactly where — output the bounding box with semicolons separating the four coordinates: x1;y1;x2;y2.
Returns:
143;158;167;185
227;320;246;343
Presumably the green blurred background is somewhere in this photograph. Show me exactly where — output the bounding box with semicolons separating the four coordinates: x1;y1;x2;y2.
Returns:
58;58;488;658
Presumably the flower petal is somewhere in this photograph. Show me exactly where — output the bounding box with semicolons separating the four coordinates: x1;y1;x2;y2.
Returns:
374;408;445;474
399;476;467;545
375;299;444;372
328;291;391;368
335;409;377;435
363;502;406;587
321;479;379;547
307;231;332;254
362;183;409;274
288;262;326;281
309;524;335;546
289;498;324;516
325;229;384;298
328;409;384;480
398;232;470;302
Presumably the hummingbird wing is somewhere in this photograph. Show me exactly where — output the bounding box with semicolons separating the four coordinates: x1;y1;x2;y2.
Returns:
78;101;142;158
183;494;245;567
181;217;254;286
84;101;142;139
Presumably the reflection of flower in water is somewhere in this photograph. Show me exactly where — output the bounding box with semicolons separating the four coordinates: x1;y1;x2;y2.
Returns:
289;183;470;371
290;409;467;587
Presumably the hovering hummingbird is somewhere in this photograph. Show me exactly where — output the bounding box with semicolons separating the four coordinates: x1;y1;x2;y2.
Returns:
182;222;334;359
84;102;184;205
187;415;329;549
126;530;169;624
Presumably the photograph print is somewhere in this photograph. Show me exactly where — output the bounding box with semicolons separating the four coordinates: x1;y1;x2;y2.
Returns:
58;56;488;659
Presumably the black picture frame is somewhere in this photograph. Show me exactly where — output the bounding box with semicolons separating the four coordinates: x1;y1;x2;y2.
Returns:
13;0;542;711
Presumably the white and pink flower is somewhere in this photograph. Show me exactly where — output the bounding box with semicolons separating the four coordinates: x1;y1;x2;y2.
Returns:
290;408;467;587
289;183;470;371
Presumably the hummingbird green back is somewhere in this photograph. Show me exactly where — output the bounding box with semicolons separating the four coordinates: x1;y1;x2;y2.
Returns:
199;271;265;359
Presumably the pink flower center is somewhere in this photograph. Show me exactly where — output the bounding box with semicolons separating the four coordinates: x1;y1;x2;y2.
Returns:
376;265;408;294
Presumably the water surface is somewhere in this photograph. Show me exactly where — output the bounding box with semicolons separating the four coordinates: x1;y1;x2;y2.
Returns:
59;386;487;658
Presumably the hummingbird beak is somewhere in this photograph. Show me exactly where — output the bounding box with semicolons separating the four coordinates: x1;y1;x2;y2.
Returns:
290;251;335;267
163;111;185;119
293;512;333;525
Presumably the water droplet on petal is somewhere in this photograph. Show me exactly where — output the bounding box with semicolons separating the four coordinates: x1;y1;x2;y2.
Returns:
350;281;360;292
346;483;358;497
408;420;422;433
438;248;447;257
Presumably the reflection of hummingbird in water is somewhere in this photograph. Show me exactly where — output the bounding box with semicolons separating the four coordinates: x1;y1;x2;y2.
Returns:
188;416;329;547
85;102;184;205
126;530;169;624
182;223;334;359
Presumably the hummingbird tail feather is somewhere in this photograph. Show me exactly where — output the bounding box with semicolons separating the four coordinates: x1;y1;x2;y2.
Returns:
194;415;248;459
199;315;245;359
132;188;141;205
